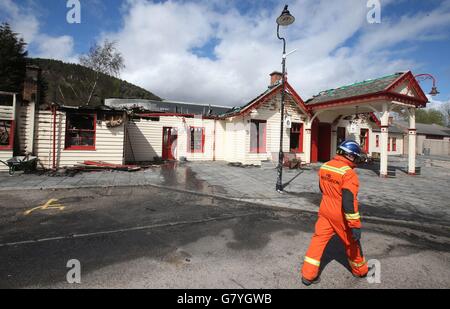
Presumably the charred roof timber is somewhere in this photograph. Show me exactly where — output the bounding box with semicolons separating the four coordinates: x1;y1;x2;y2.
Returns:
104;98;231;116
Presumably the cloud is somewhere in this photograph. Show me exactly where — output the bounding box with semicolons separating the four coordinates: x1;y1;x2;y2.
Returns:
2;0;449;106
0;0;77;62
101;0;450;106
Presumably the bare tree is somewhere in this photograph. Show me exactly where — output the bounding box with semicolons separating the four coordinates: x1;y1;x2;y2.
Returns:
79;40;125;105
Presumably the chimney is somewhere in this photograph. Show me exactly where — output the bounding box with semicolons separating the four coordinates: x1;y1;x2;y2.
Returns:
269;71;283;87
23;65;41;103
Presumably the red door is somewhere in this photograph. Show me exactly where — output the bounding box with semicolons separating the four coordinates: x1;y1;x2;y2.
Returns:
311;119;319;163
162;127;177;160
318;123;331;162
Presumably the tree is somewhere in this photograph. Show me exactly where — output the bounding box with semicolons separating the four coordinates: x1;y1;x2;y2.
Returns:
414;108;445;126
0;23;28;93
79;40;125;105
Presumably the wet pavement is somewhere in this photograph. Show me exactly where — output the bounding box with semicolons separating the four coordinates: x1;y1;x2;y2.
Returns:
0;186;449;288
0;156;449;228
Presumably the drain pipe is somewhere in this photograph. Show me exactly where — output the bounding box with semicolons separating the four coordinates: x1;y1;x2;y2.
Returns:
52;104;57;170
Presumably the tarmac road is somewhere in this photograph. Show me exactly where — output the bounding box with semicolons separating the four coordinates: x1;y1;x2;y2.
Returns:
0;186;449;289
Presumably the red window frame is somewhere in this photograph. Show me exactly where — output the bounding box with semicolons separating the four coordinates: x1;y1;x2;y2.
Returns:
64;113;97;151
376;135;379;148
0;120;14;151
388;137;391;152
290;123;304;153
392;137;397;152
188;126;205;153
250;120;267;154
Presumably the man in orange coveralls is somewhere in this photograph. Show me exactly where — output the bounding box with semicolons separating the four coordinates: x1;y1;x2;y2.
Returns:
301;140;369;286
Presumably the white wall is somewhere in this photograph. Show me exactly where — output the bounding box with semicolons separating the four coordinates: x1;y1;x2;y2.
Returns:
223;93;307;165
17;102;35;155
34;111;125;169
125;116;216;162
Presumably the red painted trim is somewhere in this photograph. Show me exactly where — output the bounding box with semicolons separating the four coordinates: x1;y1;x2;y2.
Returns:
187;126;205;153
0;120;14;151
385;71;428;104
240;86;283;117
137;113;218;120
52;106;57;169
225;81;310;118
392;137;397;152
64;112;97;151
369;112;381;127
309;90;427;111
285;82;312;116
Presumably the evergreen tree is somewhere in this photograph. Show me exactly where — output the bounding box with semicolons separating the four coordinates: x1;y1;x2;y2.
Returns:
0;23;28;93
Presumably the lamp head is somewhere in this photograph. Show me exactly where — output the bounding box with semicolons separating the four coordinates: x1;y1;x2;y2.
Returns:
277;5;295;26
429;86;440;96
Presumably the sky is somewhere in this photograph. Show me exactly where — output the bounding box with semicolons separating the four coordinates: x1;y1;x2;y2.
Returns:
1;0;450;110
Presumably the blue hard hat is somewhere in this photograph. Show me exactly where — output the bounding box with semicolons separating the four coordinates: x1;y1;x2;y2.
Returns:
338;140;362;157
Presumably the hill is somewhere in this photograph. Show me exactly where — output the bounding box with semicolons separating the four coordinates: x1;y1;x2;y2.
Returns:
29;58;161;107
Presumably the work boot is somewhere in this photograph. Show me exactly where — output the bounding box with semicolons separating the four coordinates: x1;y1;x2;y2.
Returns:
302;276;321;286
352;264;374;278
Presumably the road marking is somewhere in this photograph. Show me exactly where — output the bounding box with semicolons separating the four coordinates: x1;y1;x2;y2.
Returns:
24;199;65;216
0;212;259;248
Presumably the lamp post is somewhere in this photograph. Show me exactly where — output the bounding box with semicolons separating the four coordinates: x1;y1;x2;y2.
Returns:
413;74;440;96
276;5;295;193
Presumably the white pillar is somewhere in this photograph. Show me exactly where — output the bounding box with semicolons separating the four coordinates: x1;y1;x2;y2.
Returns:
304;118;312;164
380;103;390;177
408;108;417;175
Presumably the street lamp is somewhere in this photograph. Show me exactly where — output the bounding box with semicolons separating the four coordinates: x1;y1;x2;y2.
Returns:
413;74;440;96
276;5;295;193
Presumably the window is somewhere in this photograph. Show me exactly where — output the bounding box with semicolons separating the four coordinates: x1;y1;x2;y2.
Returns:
65;113;96;150
290;123;303;153
388;138;391;152
0;120;14;150
392;137;397;152
188;127;205;153
376;135;379;148
250;120;267;153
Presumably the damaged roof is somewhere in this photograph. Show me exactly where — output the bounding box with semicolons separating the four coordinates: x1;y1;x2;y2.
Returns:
104;98;230;116
305;73;404;106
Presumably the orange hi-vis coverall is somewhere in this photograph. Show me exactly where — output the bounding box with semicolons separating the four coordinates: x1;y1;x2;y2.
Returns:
301;155;368;281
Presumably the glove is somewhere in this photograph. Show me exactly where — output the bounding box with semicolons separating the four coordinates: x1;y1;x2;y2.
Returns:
351;228;361;241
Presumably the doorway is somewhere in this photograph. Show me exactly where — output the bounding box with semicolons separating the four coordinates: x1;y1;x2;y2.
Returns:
311;121;332;163
318;123;332;162
360;129;369;154
162;127;178;160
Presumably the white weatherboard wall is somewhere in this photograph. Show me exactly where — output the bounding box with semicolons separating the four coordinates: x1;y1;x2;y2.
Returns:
17;102;35;155
0;151;12;171
34;111;125;169
125;116;216;162
222;93;306;165
370;131;404;156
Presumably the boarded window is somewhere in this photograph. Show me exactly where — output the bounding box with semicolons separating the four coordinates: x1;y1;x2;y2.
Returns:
65;113;96;150
0;120;13;150
188;127;205;153
250;120;267;153
290;123;303;153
